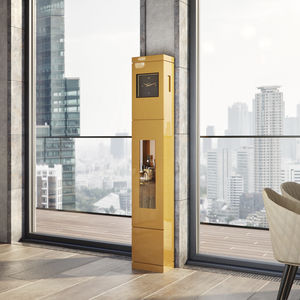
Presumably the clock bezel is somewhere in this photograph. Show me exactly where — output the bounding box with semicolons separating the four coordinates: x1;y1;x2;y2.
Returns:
136;72;159;98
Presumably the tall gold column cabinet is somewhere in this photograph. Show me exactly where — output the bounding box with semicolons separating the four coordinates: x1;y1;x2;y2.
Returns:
132;54;174;272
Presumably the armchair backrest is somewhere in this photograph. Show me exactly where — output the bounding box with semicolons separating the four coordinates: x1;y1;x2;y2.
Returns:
265;187;300;215
281;182;300;203
263;188;300;265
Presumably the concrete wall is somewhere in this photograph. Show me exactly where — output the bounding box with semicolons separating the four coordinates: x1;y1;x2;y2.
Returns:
0;0;25;243
141;0;190;267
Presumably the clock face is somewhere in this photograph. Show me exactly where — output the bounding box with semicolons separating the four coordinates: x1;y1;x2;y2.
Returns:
136;73;159;98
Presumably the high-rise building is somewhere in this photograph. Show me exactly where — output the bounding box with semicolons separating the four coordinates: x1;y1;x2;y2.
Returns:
36;0;80;209
207;148;232;218
254;86;284;193
36;164;62;209
281;164;300;184
110;133;128;159
207;151;218;213
236;147;254;194
224;102;253;149
226;102;252;136
283;116;297;161
227;175;243;219
219;148;232;202
203;126;214;153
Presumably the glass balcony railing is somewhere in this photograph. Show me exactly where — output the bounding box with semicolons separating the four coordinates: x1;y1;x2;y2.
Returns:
200;137;300;229
34;137;132;244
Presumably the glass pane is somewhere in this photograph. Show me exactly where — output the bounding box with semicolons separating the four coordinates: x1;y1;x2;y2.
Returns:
65;0;139;136
200;137;300;226
139;140;156;209
200;0;300;136
199;137;300;261
36;0;139;137
34;0;139;244
35;137;132;244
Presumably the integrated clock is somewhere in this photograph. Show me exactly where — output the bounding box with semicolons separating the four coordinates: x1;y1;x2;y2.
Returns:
136;73;159;98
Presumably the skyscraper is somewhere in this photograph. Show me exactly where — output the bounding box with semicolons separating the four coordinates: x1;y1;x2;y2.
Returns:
36;165;62;209
225;102;252;149
206;151;218;221
227;175;243;219
110;133;127;159
36;0;80;209
226;102;252;136
254;86;283;193
203;126;214;153
236;147;254;194
206;148;232;213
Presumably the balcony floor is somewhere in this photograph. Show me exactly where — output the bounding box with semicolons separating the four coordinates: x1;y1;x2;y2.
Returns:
199;223;275;262
36;209;131;245
36;209;274;262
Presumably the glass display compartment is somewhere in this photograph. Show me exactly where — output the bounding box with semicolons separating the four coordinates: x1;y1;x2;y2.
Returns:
139;140;156;208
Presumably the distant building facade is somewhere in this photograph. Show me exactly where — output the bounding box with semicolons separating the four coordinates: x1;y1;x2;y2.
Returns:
36;164;62;209
227;176;243;219
110;133;128;159
254;86;283;193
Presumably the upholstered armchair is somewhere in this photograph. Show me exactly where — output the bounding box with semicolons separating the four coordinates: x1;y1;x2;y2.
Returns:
281;182;300;204
263;188;300;300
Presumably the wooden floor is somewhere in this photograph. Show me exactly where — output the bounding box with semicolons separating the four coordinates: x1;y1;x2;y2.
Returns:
0;243;299;300
36;210;274;262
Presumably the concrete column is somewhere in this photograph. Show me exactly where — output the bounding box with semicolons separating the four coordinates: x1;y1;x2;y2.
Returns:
0;0;25;243
141;0;189;267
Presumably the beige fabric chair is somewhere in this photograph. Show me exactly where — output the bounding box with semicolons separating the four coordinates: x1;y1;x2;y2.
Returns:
263;188;300;300
281;182;300;205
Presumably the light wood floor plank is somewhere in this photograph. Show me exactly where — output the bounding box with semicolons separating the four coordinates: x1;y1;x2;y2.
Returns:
0;276;91;300
0;246;51;262
0;278;32;294
93;268;194;300
144;270;231;299
61;257;131;277
248;281;300;300
44;272;142;300
0;250;76;279
199;275;268;300
9;254;99;281
0;244;21;254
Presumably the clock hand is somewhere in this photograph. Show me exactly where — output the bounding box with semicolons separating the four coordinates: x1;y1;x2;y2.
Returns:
144;82;157;87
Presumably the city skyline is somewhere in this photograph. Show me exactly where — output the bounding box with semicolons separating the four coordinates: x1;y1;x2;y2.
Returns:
203;86;300;137
202;85;300;227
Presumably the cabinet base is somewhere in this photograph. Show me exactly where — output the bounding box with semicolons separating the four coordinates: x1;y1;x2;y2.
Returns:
132;261;173;273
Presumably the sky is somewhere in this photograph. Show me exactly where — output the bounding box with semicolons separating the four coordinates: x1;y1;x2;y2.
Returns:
200;0;300;135
64;0;140;136
62;0;300;136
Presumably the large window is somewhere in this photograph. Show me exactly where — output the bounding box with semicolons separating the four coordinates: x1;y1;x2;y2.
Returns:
29;0;139;248
192;0;300;269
